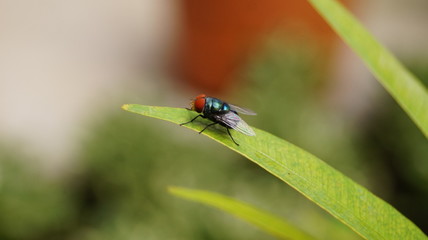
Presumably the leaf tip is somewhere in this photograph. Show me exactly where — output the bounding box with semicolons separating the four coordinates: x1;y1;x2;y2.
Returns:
121;104;130;111
167;186;179;195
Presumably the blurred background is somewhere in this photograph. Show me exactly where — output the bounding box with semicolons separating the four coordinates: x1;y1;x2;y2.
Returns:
0;0;427;239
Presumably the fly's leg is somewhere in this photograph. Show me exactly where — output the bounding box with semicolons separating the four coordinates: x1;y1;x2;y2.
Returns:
180;114;203;126
227;128;239;146
199;122;217;134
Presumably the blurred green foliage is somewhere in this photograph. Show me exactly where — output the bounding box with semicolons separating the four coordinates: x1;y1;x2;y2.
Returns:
0;39;426;239
0;147;76;240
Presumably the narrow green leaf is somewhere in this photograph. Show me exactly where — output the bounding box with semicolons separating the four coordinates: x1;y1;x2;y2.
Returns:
307;0;428;137
122;104;426;239
168;186;315;240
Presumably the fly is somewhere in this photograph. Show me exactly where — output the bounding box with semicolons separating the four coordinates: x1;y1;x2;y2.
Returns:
180;94;256;146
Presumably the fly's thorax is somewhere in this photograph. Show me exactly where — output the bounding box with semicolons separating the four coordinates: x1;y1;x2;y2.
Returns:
203;97;230;115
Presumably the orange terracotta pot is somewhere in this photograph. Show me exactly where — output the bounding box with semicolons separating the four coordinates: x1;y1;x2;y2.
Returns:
175;0;352;94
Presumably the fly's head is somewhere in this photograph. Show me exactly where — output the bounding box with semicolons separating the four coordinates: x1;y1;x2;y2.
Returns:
190;94;206;113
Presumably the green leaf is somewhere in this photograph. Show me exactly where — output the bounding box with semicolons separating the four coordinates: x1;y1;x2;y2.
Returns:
122;104;426;240
168;186;315;240
307;0;428;138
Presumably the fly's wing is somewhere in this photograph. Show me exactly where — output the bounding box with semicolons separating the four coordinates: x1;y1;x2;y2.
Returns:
214;111;256;136
229;104;257;115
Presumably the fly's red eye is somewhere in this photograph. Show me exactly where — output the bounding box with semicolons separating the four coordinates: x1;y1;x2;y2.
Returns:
195;94;206;99
193;94;206;113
